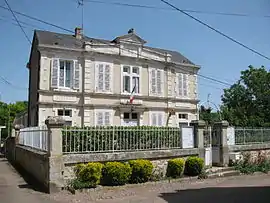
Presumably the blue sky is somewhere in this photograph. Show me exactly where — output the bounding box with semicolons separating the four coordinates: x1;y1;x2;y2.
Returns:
0;0;269;107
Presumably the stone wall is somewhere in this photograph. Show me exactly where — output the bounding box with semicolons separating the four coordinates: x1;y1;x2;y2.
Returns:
62;148;199;180
229;143;270;161
15;146;49;189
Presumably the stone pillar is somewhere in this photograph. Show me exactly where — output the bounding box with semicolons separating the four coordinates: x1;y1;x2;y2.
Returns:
190;120;206;159
45;116;65;193
213;120;229;167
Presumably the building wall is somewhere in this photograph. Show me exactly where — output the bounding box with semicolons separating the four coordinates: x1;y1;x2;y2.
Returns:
33;45;199;126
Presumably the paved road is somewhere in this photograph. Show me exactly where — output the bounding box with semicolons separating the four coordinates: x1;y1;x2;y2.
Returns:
1;154;270;203
0;155;57;203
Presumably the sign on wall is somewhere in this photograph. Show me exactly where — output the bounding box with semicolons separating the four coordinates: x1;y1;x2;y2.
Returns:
182;127;194;149
227;127;235;146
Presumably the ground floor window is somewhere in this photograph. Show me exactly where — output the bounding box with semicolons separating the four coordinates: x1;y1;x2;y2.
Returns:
122;112;139;126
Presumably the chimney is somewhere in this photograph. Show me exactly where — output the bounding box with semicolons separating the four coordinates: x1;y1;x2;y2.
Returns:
75;27;82;39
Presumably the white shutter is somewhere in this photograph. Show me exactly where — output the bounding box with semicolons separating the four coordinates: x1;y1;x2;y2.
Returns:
183;74;188;97
104;64;111;92
158;113;163;126
151;113;157;126
98;64;104;91
194;75;198;95
51;59;59;88
73;60;80;89
177;73;183;96
156;70;161;95
151;69;156;94
104;112;110;126
96;112;103;126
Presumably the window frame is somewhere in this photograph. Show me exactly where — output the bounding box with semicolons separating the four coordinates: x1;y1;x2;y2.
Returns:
95;62;113;93
176;72;189;98
94;109;113;126
121;65;141;95
58;59;73;89
149;67;164;97
149;111;165;126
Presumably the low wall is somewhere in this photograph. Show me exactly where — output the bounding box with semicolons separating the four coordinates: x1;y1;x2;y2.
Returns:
15;145;49;189
229;143;270;160
63;148;199;180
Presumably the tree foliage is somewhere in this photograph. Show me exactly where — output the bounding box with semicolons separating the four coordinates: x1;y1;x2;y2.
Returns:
199;105;220;125
0;101;27;140
221;65;270;127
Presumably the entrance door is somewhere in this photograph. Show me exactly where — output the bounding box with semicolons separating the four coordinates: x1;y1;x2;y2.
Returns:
123;112;139;126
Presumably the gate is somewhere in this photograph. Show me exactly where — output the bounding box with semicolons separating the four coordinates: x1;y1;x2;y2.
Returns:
204;125;221;166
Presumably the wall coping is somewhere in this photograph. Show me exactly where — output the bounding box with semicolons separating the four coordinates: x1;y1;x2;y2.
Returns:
16;145;48;158
63;148;199;164
229;143;270;152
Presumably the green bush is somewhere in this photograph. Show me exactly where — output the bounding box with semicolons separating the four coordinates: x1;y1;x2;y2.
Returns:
72;162;103;189
128;159;154;183
102;162;131;186
166;158;185;178
184;156;204;176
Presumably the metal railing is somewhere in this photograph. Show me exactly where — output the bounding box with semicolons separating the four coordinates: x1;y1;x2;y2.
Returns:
19;126;48;151
235;128;270;145
62;126;182;154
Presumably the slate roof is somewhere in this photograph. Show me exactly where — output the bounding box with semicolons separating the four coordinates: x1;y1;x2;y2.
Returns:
35;30;194;65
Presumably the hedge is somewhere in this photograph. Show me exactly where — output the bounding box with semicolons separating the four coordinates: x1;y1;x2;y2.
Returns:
102;162;132;186
62;126;181;153
166;158;185;178
128;159;154;183
184;156;204;176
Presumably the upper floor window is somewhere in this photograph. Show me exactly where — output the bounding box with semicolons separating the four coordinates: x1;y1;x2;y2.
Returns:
95;63;112;93
122;66;140;94
51;59;80;90
176;73;189;97
150;68;163;96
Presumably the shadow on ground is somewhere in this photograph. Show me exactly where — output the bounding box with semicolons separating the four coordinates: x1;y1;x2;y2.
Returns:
0;153;48;193
159;186;270;203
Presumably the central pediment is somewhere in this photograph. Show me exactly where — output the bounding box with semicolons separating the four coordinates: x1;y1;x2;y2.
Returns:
112;28;147;45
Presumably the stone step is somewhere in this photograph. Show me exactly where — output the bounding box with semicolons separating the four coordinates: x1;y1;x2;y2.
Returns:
207;170;240;179
206;167;234;174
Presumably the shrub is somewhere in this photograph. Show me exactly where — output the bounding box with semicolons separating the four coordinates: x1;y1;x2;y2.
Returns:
72;162;103;189
166;158;185;178
184;156;204;176
102;162;131;186
128;159;154;183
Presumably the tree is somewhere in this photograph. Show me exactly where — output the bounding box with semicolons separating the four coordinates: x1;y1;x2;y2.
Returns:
199;105;220;125
221;65;270;127
0;101;28;140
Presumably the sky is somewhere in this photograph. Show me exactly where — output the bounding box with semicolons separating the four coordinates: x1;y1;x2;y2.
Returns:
0;0;269;108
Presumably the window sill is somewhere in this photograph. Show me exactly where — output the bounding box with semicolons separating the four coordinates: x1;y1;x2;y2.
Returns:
121;92;141;97
53;87;78;92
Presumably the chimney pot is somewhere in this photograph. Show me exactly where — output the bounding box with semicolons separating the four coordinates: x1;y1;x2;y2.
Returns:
75;27;82;39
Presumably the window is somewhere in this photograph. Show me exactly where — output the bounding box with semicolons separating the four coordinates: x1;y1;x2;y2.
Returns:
179;113;188;120
51;59;80;89
150;68;163;95
176;73;189;97
122;66;140;94
57;109;72;117
150;112;164;126
96;63;112;92
95;110;112;126
122;112;139;126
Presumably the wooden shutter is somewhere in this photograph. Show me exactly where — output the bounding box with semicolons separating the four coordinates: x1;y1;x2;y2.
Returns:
177;73;183;96
156;70;161;94
73;60;80;89
96;112;103;126
183;74;188;97
151;69;156;94
104;64;111;92
51;59;59;88
158;113;163;126
98;64;104;91
151;113;157;126
104;112;110;126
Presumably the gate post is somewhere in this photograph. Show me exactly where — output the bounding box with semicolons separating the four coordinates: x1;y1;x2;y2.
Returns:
190;120;206;160
213;120;229;167
45;116;65;193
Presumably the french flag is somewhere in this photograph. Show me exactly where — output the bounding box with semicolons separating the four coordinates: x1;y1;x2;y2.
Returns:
129;84;136;104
